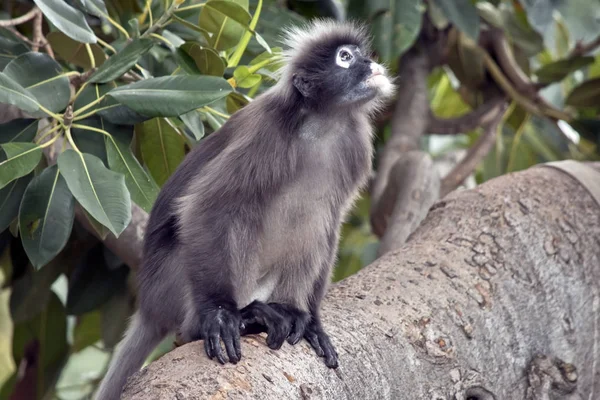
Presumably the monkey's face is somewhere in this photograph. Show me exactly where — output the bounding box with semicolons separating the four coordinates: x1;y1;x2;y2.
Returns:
291;42;394;109
330;45;394;106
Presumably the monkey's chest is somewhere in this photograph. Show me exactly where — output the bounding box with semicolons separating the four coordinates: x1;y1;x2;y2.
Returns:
258;174;341;267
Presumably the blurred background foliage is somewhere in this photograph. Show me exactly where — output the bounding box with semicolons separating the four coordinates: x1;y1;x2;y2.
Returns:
0;0;599;398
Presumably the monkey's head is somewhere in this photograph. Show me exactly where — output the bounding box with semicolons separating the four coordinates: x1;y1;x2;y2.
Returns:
279;20;395;111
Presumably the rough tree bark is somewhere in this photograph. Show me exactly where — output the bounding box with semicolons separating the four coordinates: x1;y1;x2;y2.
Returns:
120;162;600;400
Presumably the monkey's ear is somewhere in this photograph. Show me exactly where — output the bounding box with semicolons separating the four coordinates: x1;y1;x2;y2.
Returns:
292;73;313;98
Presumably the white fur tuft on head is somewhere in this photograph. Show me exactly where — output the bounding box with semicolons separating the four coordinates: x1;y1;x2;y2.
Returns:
274;19;370;80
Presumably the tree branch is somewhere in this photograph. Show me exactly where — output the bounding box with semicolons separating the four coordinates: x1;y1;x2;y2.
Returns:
121;163;600;399
370;47;431;224
439;101;506;197
375;151;440;255
0;7;39;27
569;34;600;58
426;95;507;135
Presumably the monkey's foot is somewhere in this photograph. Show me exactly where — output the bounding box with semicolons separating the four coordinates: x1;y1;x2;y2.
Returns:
267;303;310;346
240;301;291;350
194;307;242;365
304;321;339;368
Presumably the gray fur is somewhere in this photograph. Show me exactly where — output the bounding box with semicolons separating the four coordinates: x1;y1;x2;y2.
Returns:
95;19;394;400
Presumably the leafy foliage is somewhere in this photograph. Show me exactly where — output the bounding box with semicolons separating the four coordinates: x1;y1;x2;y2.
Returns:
0;0;599;398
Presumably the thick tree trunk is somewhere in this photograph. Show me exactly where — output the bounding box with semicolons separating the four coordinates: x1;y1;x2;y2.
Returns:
121;163;600;400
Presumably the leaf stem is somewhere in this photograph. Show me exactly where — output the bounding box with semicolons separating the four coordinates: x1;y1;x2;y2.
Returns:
150;33;173;47
85;43;96;69
35;124;62;144
228;0;262;68
105;15;130;39
73;104;118;121
71;123;112;138
97;38;117;54
142;0;182;38
73;95;107;117
176;3;206;12
38;133;60;148
64;127;80;153
202;106;229;119
38;105;63;122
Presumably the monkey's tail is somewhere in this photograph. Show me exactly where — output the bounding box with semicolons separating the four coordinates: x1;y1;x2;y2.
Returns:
94;312;164;400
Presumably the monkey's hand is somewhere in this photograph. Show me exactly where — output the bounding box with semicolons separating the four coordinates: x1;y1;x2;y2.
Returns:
304;320;339;368
240;301;294;350
198;307;242;365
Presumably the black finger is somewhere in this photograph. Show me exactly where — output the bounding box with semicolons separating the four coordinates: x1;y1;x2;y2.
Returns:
222;327;240;364
287;317;308;345
234;329;242;360
210;334;226;364
305;330;324;357
318;333;338;368
204;337;213;359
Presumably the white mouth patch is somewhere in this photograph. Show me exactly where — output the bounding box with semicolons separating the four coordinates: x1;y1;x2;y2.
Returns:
366;62;394;97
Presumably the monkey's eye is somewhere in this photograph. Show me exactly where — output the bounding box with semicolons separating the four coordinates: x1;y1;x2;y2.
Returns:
336;47;354;68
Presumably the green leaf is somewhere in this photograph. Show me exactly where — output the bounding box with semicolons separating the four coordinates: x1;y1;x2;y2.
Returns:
199;0;250;50
78;0;110;19
0;28;30;69
233;65;261;88
0;72;39;113
565;77;600;108
4;52;71;113
432;0;479;41
82;208;110;240
370;0;424;62
0;173;32;232
73;311;102;352
205;0;252;27
226;91;249;114
100;284;134;348
0;143;43;189
180;110;205;141
249;47;283;72
10;259;66;323
519;0;556;36
105;128;159;213
0;119;38;144
254;31;271;54
180;42;226;76
136;118;186;187
107;75;233;117
97;97;151;125
89;38;155;83
33;0;97;44
57;149;131;236
66;243;129;315
500;7;544;56
47;31;107;69
11;292;68;397
19;165;75;269
535;56;595;84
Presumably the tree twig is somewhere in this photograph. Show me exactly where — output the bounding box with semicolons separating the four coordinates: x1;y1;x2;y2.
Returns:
440;102;507;197
427;95;507;135
0;7;39;27
569;34;600;58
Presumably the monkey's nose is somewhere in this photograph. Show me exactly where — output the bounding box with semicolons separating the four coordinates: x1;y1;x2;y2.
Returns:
369;62;384;76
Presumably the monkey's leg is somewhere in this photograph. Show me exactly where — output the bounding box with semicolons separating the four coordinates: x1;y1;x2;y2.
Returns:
240;301;294;350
